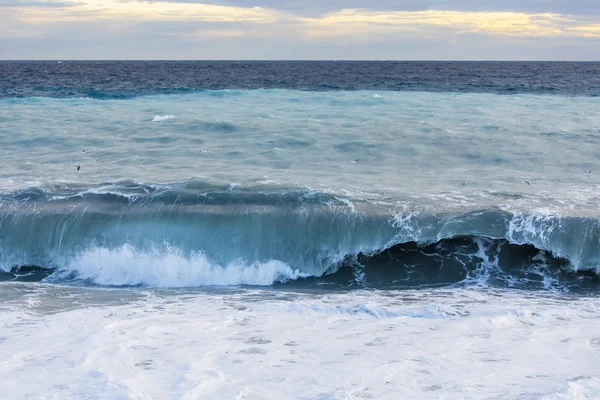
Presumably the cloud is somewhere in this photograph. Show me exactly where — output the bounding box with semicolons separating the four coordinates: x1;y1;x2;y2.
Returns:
4;0;283;23
0;0;81;7
122;0;600;17
300;10;571;38
568;24;600;37
167;28;247;37
4;0;598;38
1;0;600;59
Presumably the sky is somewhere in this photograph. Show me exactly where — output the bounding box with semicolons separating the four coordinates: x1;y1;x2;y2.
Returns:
1;0;599;59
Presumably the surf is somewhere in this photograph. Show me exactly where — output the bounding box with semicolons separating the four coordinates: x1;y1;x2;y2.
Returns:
1;182;600;289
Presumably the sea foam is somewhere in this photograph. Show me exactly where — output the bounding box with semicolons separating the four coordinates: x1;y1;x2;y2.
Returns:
55;244;305;287
152;115;175;122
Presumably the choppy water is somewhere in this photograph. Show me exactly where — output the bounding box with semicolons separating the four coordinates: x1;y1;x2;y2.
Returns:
2;84;600;290
2;62;600;399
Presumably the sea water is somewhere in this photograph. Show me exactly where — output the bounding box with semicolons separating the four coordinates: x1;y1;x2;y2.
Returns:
1;61;600;399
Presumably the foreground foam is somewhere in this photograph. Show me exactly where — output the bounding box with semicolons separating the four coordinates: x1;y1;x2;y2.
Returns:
1;286;600;399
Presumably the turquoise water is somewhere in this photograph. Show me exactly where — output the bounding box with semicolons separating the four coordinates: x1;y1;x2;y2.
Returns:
1;90;600;287
2;90;599;196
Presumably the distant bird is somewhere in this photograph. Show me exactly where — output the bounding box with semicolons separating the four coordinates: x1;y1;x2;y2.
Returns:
77;164;81;171
82;149;86;153
584;170;592;175
351;159;360;164
462;182;467;186
522;179;531;186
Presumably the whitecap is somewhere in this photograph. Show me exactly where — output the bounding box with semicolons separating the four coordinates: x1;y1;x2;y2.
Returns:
152;115;175;122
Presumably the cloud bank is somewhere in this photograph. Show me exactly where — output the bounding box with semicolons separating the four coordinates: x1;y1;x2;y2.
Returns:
1;0;599;59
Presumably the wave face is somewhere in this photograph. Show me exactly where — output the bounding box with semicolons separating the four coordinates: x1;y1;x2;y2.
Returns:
1;183;599;290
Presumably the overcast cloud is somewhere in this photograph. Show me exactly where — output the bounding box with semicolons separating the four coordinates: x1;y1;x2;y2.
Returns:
164;0;600;16
1;0;599;59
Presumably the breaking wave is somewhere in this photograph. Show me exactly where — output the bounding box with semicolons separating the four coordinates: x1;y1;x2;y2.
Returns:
1;181;599;290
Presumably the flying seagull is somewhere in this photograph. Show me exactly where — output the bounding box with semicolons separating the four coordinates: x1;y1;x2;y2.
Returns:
351;159;360;164
584;170;592;174
522;179;531;186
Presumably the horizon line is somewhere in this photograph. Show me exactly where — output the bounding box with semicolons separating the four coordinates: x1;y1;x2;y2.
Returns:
2;59;600;62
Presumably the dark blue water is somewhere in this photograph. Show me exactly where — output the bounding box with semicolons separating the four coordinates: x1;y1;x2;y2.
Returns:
2;61;600;99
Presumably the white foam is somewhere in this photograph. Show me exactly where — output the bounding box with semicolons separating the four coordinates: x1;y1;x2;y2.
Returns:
1;287;600;399
152;115;175;122
57;244;305;287
391;209;422;243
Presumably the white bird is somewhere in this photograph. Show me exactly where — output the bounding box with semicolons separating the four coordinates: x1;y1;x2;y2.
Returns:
351;159;360;164
522;179;531;186
584;170;592;174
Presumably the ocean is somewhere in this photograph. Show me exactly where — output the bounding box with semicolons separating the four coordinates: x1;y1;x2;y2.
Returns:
1;61;600;399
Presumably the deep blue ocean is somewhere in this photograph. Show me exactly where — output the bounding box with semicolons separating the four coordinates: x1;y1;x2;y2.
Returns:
1;61;600;291
2;61;600;98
